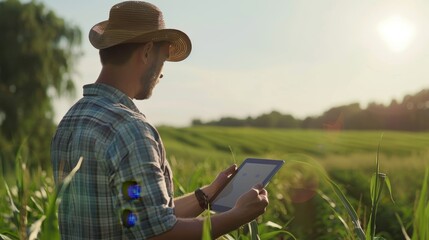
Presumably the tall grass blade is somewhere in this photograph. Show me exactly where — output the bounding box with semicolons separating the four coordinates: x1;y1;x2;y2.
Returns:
28;216;46;240
384;176;395;203
4;182;18;213
367;135;389;240
260;221;296;240
228;145;236;164
30;196;44;213
14;144;25;195
249;220;260;240
260;230;296;240
366;173;385;240
288;158;366;239
173;176;187;195
318;190;351;233
326;178;366;240
221;234;235;240
40;157;83;240
0;233;14;240
56;157;84;198
411;167;428;240
394;213;411;240
13;143;29;240
202;207;212;240
264;221;282;229
187;165;205;191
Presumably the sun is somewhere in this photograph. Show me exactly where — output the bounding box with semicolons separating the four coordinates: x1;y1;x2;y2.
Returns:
378;15;415;52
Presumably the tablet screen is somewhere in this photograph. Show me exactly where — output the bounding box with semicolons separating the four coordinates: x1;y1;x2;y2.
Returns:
211;158;284;212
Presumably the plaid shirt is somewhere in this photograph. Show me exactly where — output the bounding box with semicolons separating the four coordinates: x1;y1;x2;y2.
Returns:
51;83;176;239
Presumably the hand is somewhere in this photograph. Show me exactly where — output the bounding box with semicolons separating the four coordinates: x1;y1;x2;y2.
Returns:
205;164;237;199
233;184;269;222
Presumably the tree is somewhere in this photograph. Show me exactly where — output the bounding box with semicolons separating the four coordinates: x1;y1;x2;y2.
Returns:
0;0;81;170
251;111;299;128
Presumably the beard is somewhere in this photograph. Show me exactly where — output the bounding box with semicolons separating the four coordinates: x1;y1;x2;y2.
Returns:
135;61;161;100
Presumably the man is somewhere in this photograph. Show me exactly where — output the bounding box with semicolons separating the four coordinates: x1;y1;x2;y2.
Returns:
51;1;269;239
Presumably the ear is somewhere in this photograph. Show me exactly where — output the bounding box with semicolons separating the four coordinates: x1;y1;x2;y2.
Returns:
138;42;154;64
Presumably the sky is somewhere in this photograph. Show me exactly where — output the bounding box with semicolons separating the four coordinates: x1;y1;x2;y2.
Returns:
39;0;429;126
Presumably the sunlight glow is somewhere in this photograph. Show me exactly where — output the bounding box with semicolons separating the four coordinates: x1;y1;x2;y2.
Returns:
378;16;415;52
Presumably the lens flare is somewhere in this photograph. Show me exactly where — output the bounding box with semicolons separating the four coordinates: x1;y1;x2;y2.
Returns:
378;15;415;52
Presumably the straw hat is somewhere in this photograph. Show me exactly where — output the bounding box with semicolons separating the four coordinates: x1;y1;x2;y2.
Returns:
89;1;191;62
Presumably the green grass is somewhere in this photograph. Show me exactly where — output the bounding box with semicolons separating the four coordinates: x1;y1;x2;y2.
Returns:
159;126;428;239
161;127;428;200
159;126;429;157
1;126;428;239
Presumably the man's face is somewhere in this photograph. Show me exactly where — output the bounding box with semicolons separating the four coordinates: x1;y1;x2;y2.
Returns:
135;42;170;100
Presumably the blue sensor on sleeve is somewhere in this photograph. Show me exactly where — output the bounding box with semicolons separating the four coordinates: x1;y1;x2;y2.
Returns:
122;209;137;228
127;184;141;199
122;181;141;200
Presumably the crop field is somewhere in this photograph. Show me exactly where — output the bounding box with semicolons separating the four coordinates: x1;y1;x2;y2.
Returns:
1;126;428;239
161;126;428;198
160;126;428;239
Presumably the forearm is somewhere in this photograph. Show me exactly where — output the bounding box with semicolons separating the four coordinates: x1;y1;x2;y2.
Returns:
153;184;268;240
211;209;246;238
173;192;203;218
150;209;244;240
174;185;215;218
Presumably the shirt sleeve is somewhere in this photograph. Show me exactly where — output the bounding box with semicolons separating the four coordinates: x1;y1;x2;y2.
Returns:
104;120;177;239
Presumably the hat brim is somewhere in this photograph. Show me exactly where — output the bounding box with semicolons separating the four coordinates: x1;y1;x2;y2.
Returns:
89;21;192;62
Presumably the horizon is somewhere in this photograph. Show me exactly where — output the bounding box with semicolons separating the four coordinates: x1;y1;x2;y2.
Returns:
191;86;429;124
37;0;429;127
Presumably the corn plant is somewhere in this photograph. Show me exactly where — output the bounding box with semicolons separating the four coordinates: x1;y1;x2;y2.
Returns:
317;137;395;240
1;144;30;240
0;143;83;240
365;139;394;240
396;167;429;240
202;205;213;240
411;167;429;240
323;174;367;239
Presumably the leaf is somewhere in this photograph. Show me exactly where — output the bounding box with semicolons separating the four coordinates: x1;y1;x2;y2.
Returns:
367;173;386;240
228;145;237;164
0;233;18;240
395;213;411;240
41;157;84;239
0;233;14;240
29;216;46;240
173;176;187;195
412;168;429;240
249;220;260;240
221;234;235;240
4;181;19;213
264;221;282;229
260;230;296;240
384;175;395;204
326;178;366;240
202;208;212;240
30;196;44;214
318;191;351;233
370;174;377;203
54;156;84;203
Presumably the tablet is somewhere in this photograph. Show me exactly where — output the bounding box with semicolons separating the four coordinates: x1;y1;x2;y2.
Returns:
210;158;284;212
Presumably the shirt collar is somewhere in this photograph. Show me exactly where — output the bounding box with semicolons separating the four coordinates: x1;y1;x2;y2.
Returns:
83;83;140;113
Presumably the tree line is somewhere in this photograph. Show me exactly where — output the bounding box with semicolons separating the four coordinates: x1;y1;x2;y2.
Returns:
0;0;81;173
192;89;429;131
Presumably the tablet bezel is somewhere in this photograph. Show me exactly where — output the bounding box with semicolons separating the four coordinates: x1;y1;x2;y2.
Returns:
210;158;284;212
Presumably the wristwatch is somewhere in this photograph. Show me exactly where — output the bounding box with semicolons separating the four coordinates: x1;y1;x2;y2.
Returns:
194;188;209;210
